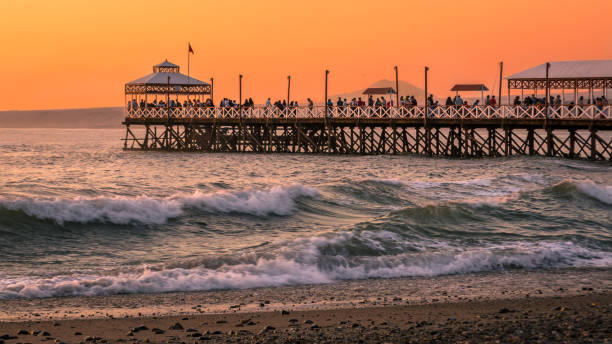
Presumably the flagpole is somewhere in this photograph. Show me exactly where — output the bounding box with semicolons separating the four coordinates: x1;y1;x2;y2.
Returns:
187;43;190;85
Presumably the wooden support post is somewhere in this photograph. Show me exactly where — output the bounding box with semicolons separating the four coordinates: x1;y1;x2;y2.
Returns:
505;128;511;156
435;128;440;155
359;126;365;154
165;125;170;150
528;128;535;155
124;125;129;149
488;128;494;157
546;127;554;157
392;126;398;154
415;127;421;154
426;127;432;156
463;127;469;157
296;125;302;153
590;129;597;160
569;129;576;158
453;128;460;157
369;127;374;154
143;124;149;149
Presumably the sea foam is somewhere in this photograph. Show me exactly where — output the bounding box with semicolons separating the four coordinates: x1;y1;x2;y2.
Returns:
0;184;319;225
1;231;609;299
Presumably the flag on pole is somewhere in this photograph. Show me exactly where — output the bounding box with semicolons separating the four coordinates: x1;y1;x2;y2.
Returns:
187;42;194;85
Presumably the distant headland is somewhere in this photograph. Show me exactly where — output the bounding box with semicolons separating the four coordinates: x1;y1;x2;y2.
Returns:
0;107;124;129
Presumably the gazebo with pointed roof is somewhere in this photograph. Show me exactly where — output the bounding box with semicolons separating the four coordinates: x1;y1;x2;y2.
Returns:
125;59;212;116
125;59;211;95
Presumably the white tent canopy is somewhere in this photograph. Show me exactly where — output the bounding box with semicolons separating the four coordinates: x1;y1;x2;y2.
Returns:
505;60;612;104
507;60;612;80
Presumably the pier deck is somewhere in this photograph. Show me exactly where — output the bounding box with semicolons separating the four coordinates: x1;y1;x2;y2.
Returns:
123;106;612;160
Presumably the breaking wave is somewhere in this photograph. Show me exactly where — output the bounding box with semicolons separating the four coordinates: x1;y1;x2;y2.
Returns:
0;184;319;225
2;129;611;302
0;231;609;299
551;179;612;205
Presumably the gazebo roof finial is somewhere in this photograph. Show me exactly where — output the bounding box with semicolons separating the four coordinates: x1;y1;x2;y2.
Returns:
153;60;180;73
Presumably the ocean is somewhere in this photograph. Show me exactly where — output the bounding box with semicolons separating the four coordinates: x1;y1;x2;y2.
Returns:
0;128;610;299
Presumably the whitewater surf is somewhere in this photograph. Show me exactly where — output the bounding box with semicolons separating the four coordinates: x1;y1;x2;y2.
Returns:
0;128;610;300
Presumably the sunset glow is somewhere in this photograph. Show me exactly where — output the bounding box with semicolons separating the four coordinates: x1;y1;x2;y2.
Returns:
1;0;611;110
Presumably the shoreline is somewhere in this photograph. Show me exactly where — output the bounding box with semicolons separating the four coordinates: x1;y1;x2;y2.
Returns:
1;267;610;322
0;268;610;342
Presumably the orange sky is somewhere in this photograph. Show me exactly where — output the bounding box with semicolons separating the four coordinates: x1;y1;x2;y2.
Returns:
1;0;611;110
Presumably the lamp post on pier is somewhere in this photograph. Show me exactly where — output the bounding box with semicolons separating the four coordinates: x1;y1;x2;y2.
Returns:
324;70;329;117
498;61;503;106
394;66;399;108
545;62;550;120
239;74;243;116
210;77;214;105
424;66;429;124
287;75;291;107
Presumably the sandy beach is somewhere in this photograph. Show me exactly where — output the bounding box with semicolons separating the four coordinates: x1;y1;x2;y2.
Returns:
0;268;610;343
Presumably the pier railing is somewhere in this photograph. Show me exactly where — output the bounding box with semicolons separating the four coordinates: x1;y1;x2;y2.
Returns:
126;105;612;120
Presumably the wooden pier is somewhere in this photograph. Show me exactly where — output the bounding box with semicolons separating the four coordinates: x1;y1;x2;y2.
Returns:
123;59;612;160
123;106;612;160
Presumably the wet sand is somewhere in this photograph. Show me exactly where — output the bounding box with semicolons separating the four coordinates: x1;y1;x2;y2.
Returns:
0;268;610;343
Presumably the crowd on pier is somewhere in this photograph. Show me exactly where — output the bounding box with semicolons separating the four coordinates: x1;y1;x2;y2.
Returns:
129;93;608;110
128;98;216;110
444;95;495;107
512;95;608;109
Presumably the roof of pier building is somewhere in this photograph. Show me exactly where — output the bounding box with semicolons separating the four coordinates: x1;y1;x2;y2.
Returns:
127;60;209;86
506;60;612;89
125;60;210;95
450;84;489;92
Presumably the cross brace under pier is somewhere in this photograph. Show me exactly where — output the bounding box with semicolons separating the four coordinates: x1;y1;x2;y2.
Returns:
122;118;612;161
